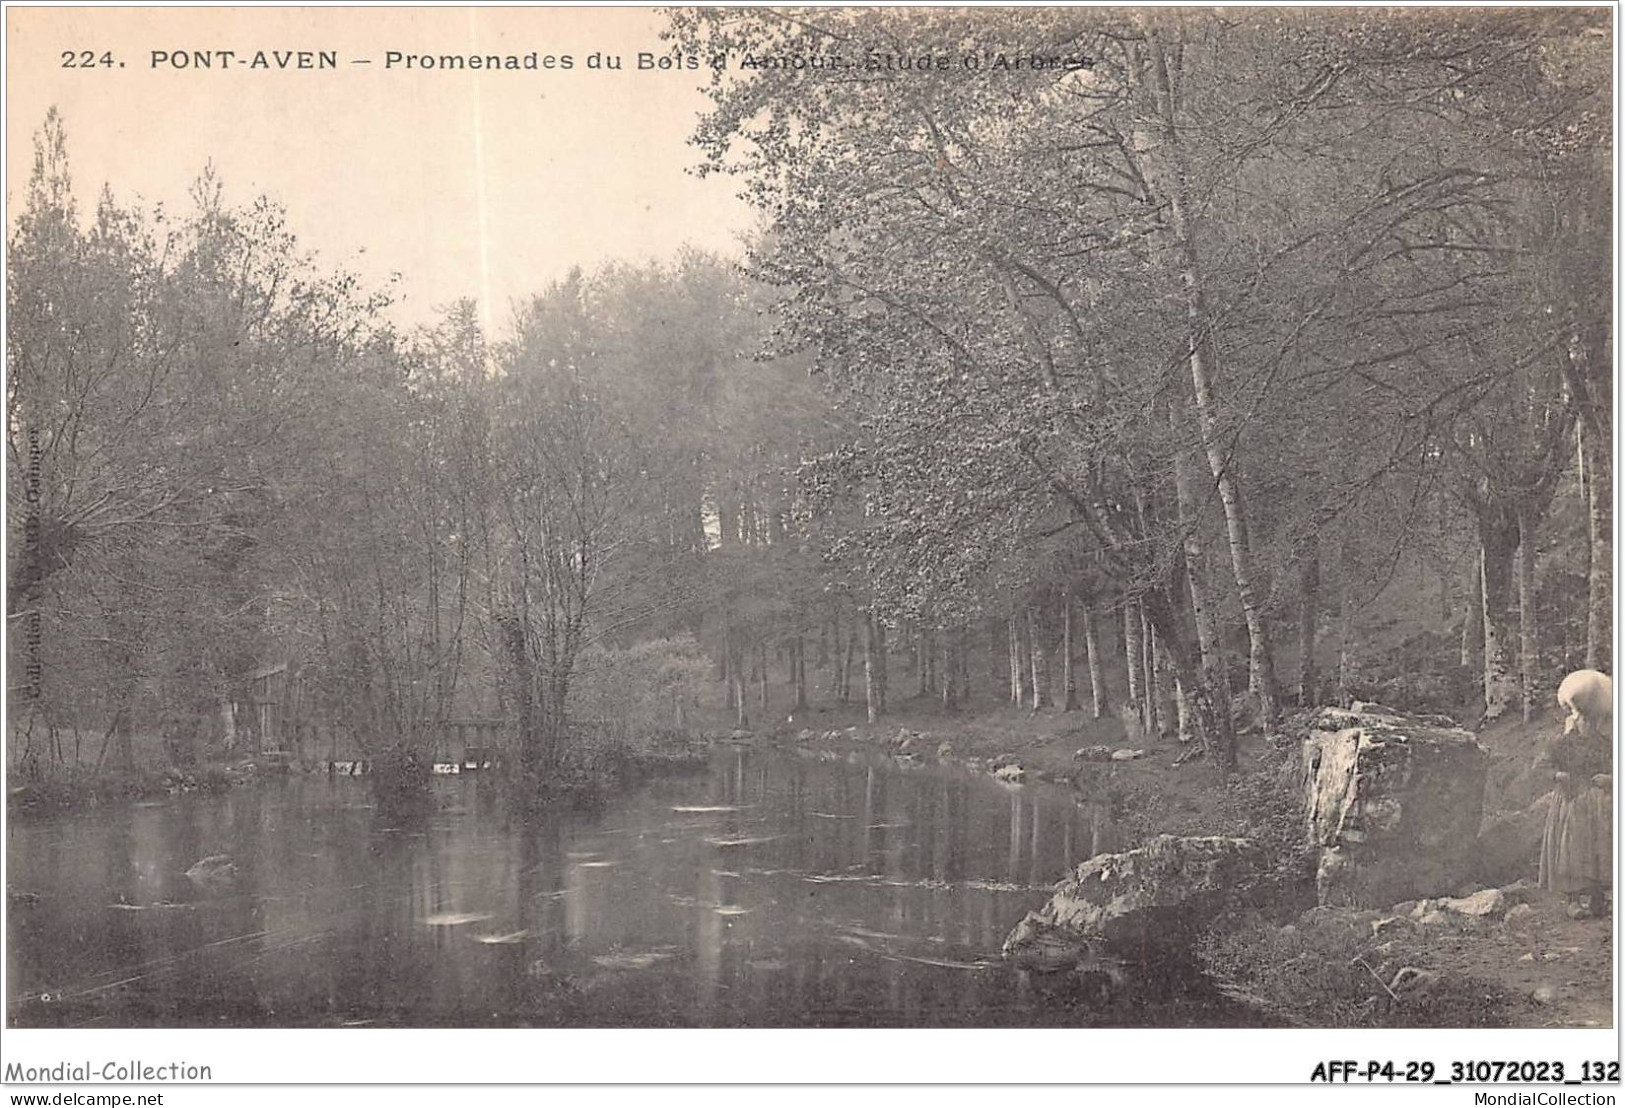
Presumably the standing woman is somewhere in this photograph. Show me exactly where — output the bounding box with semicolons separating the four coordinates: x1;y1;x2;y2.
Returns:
1539;670;1614;918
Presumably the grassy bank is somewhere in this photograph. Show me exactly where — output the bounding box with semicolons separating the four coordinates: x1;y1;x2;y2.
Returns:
8;760;248;815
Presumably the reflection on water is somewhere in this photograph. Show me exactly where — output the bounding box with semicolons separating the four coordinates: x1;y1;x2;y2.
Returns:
8;745;1246;1027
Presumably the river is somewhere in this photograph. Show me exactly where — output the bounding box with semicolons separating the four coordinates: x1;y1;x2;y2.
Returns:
7;744;1245;1027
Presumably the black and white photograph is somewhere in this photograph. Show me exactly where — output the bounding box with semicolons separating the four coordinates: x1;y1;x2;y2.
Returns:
2;1;1617;1089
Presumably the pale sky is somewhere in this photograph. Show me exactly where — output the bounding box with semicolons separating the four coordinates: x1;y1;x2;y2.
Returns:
6;7;756;332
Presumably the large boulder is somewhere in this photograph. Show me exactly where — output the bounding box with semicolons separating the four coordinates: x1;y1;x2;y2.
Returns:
1473;795;1553;887
1003;835;1265;967
1301;704;1488;907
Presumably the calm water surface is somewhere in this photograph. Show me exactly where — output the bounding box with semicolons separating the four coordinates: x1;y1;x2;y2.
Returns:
8;745;1242;1026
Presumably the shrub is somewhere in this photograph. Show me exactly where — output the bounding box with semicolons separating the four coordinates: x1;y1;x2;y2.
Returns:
567;636;711;747
1217;754;1318;899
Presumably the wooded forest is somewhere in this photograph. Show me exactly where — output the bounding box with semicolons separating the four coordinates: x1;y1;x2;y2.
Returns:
7;9;1611;790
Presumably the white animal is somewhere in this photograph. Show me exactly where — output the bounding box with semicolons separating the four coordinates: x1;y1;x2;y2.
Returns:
1558;669;1613;737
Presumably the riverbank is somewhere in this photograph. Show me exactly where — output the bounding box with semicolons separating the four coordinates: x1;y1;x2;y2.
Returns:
7;726;716;820
724;693;1275;847
719;694;1611;1029
8;760;249;815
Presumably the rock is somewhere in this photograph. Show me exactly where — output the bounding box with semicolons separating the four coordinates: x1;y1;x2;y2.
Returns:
1532;982;1558;1006
1002;914;1089;972
1301;705;1489;907
1110;748;1147;762
892;728;916;748
1350;700;1407;719
729;729;754;741
1475;797;1553;887
184;855;237;889
1370;916;1412;939
936;741;955;758
1004;835;1266;960
993;763;1025;784
992;752;1022;769
1499;877;1539;902
1438;888;1505;919
797;729;816;743
1389;966;1440;998
1300;905;1382;939
1073;745;1114;763
1504;903;1536;931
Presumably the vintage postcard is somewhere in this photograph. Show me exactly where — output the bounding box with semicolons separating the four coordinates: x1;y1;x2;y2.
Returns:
3;3;1615;1096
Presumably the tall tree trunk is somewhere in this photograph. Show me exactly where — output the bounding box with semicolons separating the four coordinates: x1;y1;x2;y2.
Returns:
792;634;808;711
730;632;748;728
1214;464;1281;728
1461;551;1484;678
874;619;888;715
218;698;238;753
1173;676;1193;745
501;616;548;775
95;706;132;772
988;618;1005;691
1061;588;1080;712
1169;397;1233;764
840;629;856;703
1480;516;1521;724
1082;602;1108;719
1582;419;1612;670
756;640;768;712
1337;545;1357;708
1156;631;1177;739
723;623;736;710
1140;606;1159;737
864;613;881;723
1009;616;1026;706
909;621;924;696
1140;587;1234;768
1029;609;1049;711
1138;29;1280;735
1298;542;1321;707
1517;507;1540;724
1123;598;1143;719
